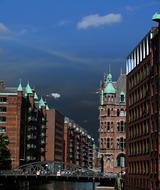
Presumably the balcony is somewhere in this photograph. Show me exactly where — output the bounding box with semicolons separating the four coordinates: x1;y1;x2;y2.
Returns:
41;125;46;129
41;140;45;144
27;144;36;149
41;132;46;137
27;135;36;140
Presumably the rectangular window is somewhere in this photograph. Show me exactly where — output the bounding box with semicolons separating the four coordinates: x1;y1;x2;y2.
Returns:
0;127;6;133
0;107;7;112
0;97;7;103
0;117;6;122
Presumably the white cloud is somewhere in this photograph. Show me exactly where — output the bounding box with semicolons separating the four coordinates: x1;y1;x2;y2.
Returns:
77;13;122;29
0;22;9;34
51;93;61;99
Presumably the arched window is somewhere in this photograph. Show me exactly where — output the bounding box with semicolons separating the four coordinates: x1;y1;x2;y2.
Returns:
120;121;125;132
117;154;125;167
121;94;125;102
120;108;126;116
107;122;110;131
120;92;125;103
108;108;110;116
107;138;110;149
119;137;125;150
117;122;120;131
117;109;120;116
111;96;114;102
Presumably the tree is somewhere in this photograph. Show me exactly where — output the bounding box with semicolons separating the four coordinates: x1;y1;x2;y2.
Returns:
0;134;11;170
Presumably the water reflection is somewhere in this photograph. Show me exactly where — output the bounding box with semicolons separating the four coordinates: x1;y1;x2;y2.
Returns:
30;182;99;190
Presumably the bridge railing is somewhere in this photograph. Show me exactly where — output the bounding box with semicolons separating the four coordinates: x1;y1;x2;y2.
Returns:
0;161;121;179
0;161;97;177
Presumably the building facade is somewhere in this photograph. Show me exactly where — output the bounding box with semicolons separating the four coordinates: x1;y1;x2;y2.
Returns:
99;71;126;173
46;109;64;162
64;117;95;169
125;15;160;190
0;81;47;168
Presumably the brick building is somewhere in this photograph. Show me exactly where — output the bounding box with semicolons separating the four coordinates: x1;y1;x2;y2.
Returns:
64;117;95;169
46;109;64;162
125;13;160;190
99;71;126;173
0;81;47;168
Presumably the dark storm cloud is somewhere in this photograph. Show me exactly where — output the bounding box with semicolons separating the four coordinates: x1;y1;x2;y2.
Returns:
0;40;124;143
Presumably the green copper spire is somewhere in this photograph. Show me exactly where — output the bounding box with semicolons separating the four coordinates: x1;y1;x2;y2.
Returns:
39;97;45;108
25;82;33;95
104;83;116;94
34;92;38;100
17;80;23;91
46;104;49;111
104;72;116;94
152;12;160;23
106;73;112;83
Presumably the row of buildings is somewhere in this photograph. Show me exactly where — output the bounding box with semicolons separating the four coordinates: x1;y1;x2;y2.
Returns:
0;80;95;169
98;12;160;190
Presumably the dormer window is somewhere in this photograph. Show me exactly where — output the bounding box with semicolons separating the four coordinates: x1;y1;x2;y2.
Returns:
120;92;125;102
121;94;125;102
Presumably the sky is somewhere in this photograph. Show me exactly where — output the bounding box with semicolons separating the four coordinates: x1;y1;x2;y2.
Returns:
0;0;159;143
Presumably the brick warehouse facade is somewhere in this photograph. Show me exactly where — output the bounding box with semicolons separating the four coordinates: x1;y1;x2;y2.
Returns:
64;117;95;169
125;16;160;189
46;109;64;162
99;71;126;174
0;81;47;168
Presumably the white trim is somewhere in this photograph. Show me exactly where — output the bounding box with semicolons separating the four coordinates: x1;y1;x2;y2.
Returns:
0;93;17;96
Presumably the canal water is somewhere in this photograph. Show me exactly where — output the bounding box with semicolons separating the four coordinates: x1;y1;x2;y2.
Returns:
30;182;100;190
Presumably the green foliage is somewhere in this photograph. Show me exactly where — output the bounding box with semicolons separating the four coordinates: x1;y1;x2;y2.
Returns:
0;134;11;170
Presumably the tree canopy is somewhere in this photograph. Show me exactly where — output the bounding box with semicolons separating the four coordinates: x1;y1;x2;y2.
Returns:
0;134;11;170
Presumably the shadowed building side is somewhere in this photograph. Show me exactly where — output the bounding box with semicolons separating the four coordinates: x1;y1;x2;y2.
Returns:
64;117;95;169
125;13;160;190
46;109;64;162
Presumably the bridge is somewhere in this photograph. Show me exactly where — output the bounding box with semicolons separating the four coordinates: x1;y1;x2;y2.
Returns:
0;161;124;190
